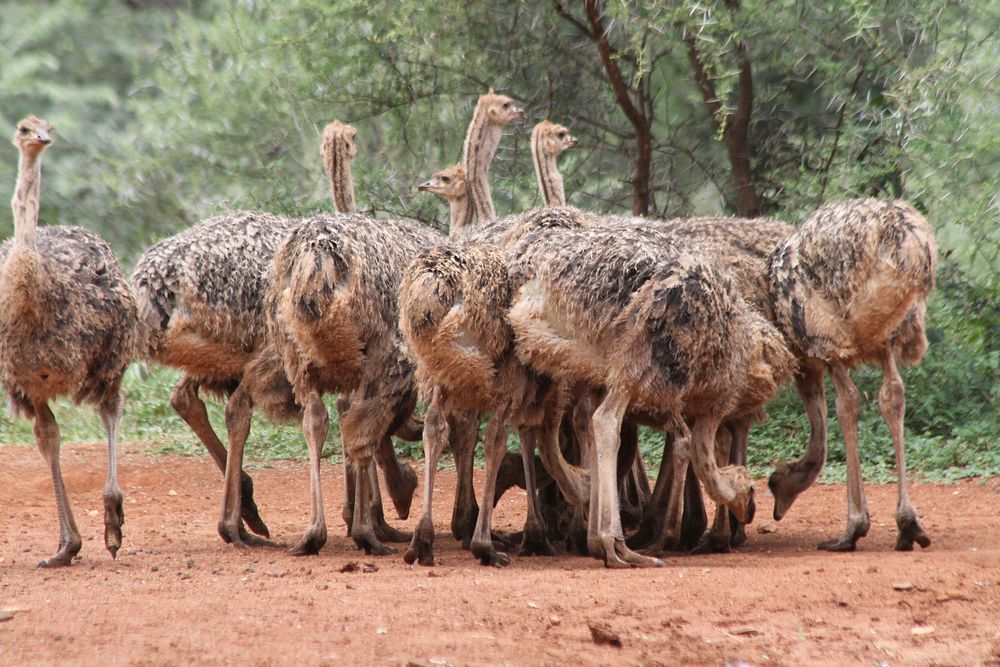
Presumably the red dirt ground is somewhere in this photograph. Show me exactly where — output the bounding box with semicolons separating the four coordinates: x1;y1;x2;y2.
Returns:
1;442;999;666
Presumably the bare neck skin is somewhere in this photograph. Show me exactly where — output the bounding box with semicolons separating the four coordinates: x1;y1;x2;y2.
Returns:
324;138;356;214
462;105;503;223
531;132;565;206
12;149;42;247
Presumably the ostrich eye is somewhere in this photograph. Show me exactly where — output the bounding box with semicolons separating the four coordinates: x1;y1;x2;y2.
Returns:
441;176;450;183
502;102;510;109
19;127;28;134
558;132;566;138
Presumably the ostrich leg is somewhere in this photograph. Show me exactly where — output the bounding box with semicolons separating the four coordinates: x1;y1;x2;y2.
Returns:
404;389;450;566
99;395;125;559
170;376;269;537
818;364;870;551
289;392;329;556
878;346;930;551
35;402;82;568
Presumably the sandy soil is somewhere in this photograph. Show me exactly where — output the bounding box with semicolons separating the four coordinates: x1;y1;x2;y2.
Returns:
1;442;999;666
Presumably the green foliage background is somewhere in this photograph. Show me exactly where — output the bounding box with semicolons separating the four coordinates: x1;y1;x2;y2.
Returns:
0;0;997;479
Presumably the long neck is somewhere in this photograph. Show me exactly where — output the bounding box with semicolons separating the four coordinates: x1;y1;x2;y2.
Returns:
532;135;565;206
11;151;41;247
447;194;474;237
325;142;356;214
463;109;502;222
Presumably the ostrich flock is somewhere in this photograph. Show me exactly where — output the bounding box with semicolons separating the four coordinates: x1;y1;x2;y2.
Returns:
2;89;936;570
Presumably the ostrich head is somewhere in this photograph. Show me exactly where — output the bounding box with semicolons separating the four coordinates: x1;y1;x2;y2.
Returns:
479;89;524;128
321;120;357;161
533;120;578;157
13;115;53;158
417;164;468;203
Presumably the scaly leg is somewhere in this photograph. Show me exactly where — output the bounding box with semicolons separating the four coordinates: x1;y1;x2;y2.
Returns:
368;454;411;543
769;361;827;520
170;376;268;537
404;388;450;566
694;424;735;554
451;410;481;547
878;346;930;551
645;426;693;556
588;390;664;568
35;402;81;568
218;384;277;548
819;364;870;551
289;391;329;556
517;426;556;557
99;394;125;559
470;410;512;566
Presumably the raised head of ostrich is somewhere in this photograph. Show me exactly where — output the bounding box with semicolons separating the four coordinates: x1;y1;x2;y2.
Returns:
417;164;473;234
767;198;937;552
322;120;358;214
463;89;523;222
530;120;577;206
0;115;137;566
506;222;792;567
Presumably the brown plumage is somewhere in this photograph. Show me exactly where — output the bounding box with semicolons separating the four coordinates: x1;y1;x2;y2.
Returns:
767;198;937;552
0;115;137;566
398;206;594;567
132;209;300;545
506;221;794;567
266;212;441;556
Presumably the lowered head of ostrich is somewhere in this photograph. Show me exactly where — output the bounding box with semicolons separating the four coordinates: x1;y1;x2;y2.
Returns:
13;115;53;157
417;164;468;203
478;89;524;128
321;120;357;161
532;120;578;158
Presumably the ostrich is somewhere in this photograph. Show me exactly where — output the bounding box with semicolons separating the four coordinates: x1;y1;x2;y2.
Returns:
530;120;577;207
506;222;794;567
767;199;936;551
265;213;442;555
131;122;416;550
318;119;421;542
0;115;137;566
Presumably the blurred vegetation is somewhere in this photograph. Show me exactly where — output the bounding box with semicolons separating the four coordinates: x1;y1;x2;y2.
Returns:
0;0;997;479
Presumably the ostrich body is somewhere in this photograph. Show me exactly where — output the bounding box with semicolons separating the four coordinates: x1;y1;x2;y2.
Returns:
767;198;936;551
506;222;793;567
266;213;441;555
0;116;137;566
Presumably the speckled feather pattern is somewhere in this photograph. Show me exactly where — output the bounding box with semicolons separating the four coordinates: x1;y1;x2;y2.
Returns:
266;213;441;447
768;199;937;365
131;210;298;397
0;226;137;415
506;223;789;423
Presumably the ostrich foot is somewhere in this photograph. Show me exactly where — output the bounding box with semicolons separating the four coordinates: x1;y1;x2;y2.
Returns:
218;521;279;548
240;472;270;538
451;499;478;543
352;529;396;556
817;516;870;552
471;539;510;567
103;490;125;559
372;502;411;543
691;531;732;555
38;538;82;568
518;526;557;557
403;517;435;566
895;514;931;552
598;535;665;569
289;523;328;556
386;462;418;521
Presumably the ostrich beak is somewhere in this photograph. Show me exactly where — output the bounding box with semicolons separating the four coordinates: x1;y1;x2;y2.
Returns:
566;136;579;148
417;179;436;192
